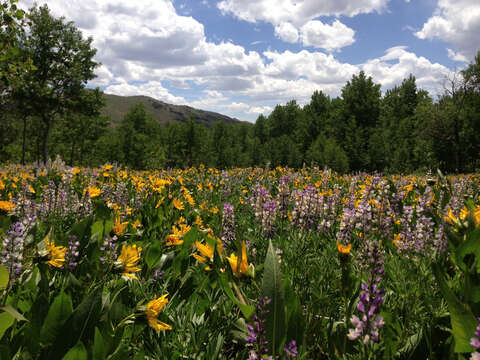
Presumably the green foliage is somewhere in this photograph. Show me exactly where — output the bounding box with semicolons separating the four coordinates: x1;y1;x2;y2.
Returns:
262;240;286;356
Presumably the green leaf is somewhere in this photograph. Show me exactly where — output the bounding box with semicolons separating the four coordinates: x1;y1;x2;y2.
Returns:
40;291;73;345
48;286;103;360
182;226;198;248
93;327;105;360
433;263;477;353
145;241;163;269
284;280;304;347
262;240;286;356
0;305;27;322
0;311;15;340
453;226;480;272
91;221;104;242
0;264;9;290
62;342;87;360
217;274;255;319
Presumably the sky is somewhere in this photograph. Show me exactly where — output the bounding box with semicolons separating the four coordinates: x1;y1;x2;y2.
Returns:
19;0;480;122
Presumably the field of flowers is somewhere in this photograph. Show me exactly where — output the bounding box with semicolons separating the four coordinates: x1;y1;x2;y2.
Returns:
0;158;480;359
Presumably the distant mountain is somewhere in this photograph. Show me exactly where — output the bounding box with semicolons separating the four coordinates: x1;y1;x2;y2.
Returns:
102;93;243;126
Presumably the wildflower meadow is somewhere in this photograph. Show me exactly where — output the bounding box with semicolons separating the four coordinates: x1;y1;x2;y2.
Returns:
0;159;479;359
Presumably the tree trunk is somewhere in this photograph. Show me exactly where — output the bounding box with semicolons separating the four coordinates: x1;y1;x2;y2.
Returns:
42;114;51;164
70;138;75;166
21;115;27;165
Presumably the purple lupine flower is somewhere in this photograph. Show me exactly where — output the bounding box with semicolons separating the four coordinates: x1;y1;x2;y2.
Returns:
470;317;480;360
348;239;386;345
250;186;271;221
291;185;320;231
152;269;165;283
284;340;298;358
221;203;235;250
247;296;271;358
337;196;356;244
1;221;26;280
65;236;80;272
276;176;291;219
100;235;118;264
262;201;277;238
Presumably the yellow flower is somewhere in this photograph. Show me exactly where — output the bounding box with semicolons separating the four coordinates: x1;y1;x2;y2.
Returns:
133;219;142;229
117;244;142;279
184;192;195;206
0;201;15;212
155;196;165;208
192;253;207;264
393;233;402;247
166;233;184;246
227;241;249;277
166;221;190;246
146;295;172;333
85;185;101;198
195;216;204;228
337;242;352;254
45;237;67;268
173;198;184;210
195;241;214;261
113;216;129;236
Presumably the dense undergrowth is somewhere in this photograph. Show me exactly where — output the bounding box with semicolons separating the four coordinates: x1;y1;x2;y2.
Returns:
0;159;479;359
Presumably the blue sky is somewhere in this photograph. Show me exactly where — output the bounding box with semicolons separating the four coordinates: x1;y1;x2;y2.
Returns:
20;0;480;121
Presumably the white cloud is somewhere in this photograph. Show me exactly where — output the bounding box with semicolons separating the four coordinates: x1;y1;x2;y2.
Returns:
104;81;186;104
301;20;355;51
274;22;299;43
415;0;480;60
263;50;359;84
362;46;452;94
19;0;458;122
447;48;469;63
217;0;389;26
248;106;273;115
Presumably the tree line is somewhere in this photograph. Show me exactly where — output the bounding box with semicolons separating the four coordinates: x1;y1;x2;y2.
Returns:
1;1;480;173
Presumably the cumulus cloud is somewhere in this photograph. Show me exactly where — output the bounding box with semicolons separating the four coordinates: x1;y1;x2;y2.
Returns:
274;22;299;43
447;48;469;63
362;46;452;94
217;0;389;26
415;0;480;60
301;20;355;51
104;81;186;104
273;20;356;51
18;0;457;122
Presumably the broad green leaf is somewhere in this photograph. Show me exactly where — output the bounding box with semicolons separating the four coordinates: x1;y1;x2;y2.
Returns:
40;291;73;345
91;221;104;242
454;226;480;272
145;241;163;269
217;274;254;319
284;279;304;347
182;226;198;248
93;327;105;360
433;263;477;353
63;342;87;360
0;264;9;290
0;305;27;322
0;345;11;360
0;311;15;340
262;240;286;356
48;286;103;360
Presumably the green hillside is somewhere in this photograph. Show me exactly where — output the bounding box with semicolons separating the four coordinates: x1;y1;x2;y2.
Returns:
102;93;242;126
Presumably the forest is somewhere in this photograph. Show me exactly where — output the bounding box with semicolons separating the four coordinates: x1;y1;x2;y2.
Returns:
1;2;480;173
